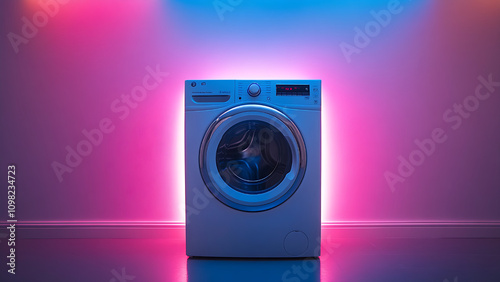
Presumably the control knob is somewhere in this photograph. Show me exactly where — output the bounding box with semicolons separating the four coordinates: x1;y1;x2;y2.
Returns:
247;83;261;97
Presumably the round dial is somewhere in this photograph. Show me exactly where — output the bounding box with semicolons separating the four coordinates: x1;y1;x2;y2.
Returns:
247;83;261;97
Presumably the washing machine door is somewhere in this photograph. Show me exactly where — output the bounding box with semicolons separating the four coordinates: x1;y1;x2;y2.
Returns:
200;104;306;212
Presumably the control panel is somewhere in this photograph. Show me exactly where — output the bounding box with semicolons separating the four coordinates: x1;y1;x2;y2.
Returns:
186;80;321;110
236;80;320;107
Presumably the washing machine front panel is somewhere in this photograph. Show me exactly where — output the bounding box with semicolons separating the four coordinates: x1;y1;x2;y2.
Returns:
200;104;306;212
186;79;321;258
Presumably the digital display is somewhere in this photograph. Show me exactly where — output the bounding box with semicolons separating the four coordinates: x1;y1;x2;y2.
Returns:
276;85;310;96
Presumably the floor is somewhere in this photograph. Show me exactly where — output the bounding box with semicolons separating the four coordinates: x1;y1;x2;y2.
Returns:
2;227;500;282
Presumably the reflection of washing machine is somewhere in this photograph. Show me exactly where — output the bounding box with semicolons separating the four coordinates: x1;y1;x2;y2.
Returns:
185;80;321;257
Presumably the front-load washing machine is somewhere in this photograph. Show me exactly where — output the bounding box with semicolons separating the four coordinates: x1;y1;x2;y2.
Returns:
185;80;321;257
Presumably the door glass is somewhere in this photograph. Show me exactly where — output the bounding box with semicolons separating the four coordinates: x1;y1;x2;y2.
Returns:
216;120;293;194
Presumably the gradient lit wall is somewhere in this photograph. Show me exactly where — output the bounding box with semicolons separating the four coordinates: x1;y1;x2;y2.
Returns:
1;0;500;224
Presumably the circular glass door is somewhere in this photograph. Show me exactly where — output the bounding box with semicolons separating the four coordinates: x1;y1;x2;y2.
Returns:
199;104;306;212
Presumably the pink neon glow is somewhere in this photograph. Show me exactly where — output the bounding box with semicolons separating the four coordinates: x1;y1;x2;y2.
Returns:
321;90;336;222
176;85;186;223
4;0;500;226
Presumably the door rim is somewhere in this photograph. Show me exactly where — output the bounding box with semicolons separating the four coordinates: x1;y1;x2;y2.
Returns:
199;104;307;212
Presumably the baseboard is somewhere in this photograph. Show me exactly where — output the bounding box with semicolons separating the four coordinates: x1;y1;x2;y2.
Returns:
1;221;500;239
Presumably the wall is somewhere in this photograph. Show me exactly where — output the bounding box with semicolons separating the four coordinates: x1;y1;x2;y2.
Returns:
1;0;500;224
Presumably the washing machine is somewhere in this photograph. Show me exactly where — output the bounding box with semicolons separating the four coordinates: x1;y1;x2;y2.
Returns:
185;80;321;258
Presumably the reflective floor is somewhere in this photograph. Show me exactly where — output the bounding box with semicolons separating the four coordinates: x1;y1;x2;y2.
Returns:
1;228;500;281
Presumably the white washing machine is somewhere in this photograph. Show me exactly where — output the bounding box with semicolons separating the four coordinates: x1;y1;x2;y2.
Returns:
185;80;321;257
